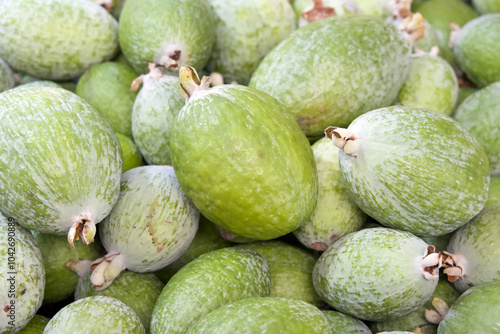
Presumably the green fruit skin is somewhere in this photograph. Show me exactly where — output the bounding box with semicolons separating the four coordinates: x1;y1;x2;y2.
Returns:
17;315;49;334
486;176;500;207
0;87;123;235
454;82;500;176
115;133;143;173
16;81;62;89
43;296;146;334
472;0;500;13
446;205;500;292
31;231;103;305
313;228;439;321
339;106;489;236
322;310;371;334
75;270;164;333
416;0;479;68
369;279;460;334
413;21;440;53
397;54;458;116
0;0;119;80
76;62;138;137
453;86;477;113
119;0;215;74
294;137;367;251
0;217;45;333
0;57;16;92
235;241;324;307
154;216;231;283
187;297;331;334
99;166;200;272
170;85;318;240
131;75;185;165
150;248;271;334
454;14;500;87
249;15;411;137
206;0;296;85
438;281;500;334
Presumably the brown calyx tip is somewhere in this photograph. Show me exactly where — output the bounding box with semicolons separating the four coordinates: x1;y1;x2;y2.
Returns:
398;12;426;45
301;0;336;22
311;242;328;251
392;0;413;20
324;126;359;157
448;22;461;49
94;0;113;12
440;251;465;282
425;298;450;325
421;246;443;280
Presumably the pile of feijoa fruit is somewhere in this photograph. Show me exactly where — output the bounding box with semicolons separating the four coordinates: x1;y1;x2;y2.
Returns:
1;0;500;333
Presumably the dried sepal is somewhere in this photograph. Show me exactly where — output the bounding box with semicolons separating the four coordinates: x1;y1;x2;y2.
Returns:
179;66;211;100
399;12;426;45
301;0;336;22
90;252;126;291
448;22;461;48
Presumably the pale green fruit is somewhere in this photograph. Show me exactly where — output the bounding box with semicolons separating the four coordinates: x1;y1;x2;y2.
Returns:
472;0;500;13
187;297;331;334
322;310;371;334
17;315;49;334
294;137;367;251
313;228;440;321
454;82;500;176
43;296;146;334
485;177;500;207
206;0;296;85
0;57;16;92
453;86;477;113
115;133;143;173
16;81;62;89
413;22;440;53
0;216;45;334
0;0;119;80
331;106;489;236
397;53;458;116
150;247;271;334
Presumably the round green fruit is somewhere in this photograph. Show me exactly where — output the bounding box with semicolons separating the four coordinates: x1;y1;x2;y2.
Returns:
115;133;143;173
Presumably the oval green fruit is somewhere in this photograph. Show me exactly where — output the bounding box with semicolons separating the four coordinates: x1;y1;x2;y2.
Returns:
472;0;500;13
115;133;143;173
322;310;371;334
17;315;49;334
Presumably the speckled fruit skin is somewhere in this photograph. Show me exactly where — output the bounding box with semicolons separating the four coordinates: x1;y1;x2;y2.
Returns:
447;205;500;292
0;87;122;236
150;247;271;334
0;58;16;93
313;228;439;321
76;270;164;333
454;14;500;87
131;75;185;165
206;0;295;85
98;165;199;272
472;0;500;13
43;296;146;334
0;217;45;334
294;137;367;251
119;0;215;74
338;106;489;236
454;83;500;177
437;281;500;334
397;53;458;116
249;15;411;137
76;62;139;137
170;84;318;240
321;310;371;334
0;0;118;80
187;297;331;334
17;315;49;334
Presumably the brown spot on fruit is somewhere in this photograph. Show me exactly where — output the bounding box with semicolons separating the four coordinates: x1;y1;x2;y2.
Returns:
311;242;328;251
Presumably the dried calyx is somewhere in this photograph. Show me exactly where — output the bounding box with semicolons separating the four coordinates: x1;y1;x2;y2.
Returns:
66;259;93;277
440;251;465;282
179;66;211;100
90;252;126;290
425;297;451;325
448;22;461;49
324;126;360;157
391;0;426;45
93;0;113;12
301;0;337;22
68;215;96;248
130;63;165;91
421;245;442;280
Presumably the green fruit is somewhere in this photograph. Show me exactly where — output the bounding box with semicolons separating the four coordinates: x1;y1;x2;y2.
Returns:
421;233;454;252
171;68;317;240
328;106;489;236
454;14;500;87
150;247;271;334
486;176;500;208
397;53;458;116
43;296;146;334
75;270;164;333
0;87;122;246
31;232;103;305
0;57;16;92
313;228;440;321
235;241;323;307
294;137;367;251
119;0;215;74
16;81;62;89
249;15;411;137
453;86;477;112
115;133;143;173
413;21;440;53
0;0;119;80
472;0;500;13
454;82;500;176
187;297;331;334
0;216;45;333
322;310;371;334
91;166;199;290
206;0;296;85
437;281;500;333
17;315;49;334
131;71;185;165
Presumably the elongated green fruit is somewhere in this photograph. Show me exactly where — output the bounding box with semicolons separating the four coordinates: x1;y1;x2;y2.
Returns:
0;87;122;246
17;315;49;334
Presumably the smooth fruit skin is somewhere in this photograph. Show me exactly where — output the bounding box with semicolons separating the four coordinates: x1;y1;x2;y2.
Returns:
0;57;16;93
472;0;500;13
454;14;500;87
150;247;271;334
313;228;439;321
0;216;45;334
43;296;146;334
321;310;371;334
486;177;500;207
437;281;500;334
249;15;411;137
115;133;143;173
17;315;49;334
170;84;318;240
0;0;118;80
186;297;331;334
338;106;489;236
0;87;122;237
